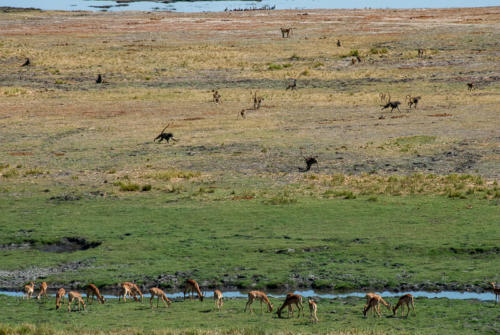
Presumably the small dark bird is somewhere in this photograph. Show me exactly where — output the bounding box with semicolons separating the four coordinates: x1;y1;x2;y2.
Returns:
381;101;401;112
21;58;30;67
337;40;341;47
298;156;318;172
96;74;102;84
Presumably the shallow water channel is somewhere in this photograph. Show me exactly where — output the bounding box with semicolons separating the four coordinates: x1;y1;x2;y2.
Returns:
1;289;495;301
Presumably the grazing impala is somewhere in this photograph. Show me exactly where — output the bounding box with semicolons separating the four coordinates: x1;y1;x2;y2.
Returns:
23;281;35;300
244;290;273;313
213;290;223;311
120;282;143;302
36;282;48;300
392;294;416;317
308;299;318;323
184;279;204;302
55;288;65;310
149;287;171;309
67;291;86;312
277;293;303;318
363;293;391;317
491;282;500;304
86;284;106;304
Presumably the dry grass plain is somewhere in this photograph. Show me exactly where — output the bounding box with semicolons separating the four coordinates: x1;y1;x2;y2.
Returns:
0;7;499;198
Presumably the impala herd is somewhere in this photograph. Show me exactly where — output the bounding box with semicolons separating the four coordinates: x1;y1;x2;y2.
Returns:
21;279;499;321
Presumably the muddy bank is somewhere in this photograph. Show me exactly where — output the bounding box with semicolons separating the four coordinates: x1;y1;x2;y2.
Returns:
0;269;493;293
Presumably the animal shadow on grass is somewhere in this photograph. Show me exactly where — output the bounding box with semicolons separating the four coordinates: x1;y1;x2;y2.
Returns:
199;309;212;313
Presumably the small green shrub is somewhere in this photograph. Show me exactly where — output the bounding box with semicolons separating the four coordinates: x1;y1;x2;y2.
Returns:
117;182;140;192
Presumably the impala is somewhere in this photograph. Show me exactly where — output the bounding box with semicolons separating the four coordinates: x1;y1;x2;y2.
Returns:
184;279;204;302
363;293;391;317
55;288;65;310
149;287;171;309
308;299;318;323
392;294;416;317
214;289;223;311
86;284;106;304
244;290;273;313
68;291;86;312
36;282;48;300
277;294;303;318
23;281;35;300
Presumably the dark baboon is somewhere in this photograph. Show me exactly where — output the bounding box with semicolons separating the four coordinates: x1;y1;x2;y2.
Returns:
298;156;318;172
417;49;425;58
467;82;475;91
406;95;421;109
380;94;401;112
381;101;401;112
212;90;222;104
96;74;102;84
253;91;264;109
238;109;247;119
21;58;30;67
280;27;293;38
356;56;362;63
351;58;357;65
154;124;178;143
337;39;342;47
286;78;297;90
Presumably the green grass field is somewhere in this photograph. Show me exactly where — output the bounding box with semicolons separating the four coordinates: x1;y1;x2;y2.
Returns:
0;295;498;335
0;195;498;291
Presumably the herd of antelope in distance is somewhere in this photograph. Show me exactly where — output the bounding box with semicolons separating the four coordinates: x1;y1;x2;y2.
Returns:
21;279;500;322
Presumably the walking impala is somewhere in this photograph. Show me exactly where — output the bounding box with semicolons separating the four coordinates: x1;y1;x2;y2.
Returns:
244;291;273;313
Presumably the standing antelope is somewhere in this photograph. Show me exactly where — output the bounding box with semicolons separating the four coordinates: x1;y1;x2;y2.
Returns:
491;282;500;304
55;288;65;310
36;282;48;300
149;287;171;309
184;279;204;301
244;291;273;313
363;293;391;317
280;28;293;38
277;294;303;318
23;281;35;300
67;291;86;312
214;289;223;311
392;294;416;317
308;299;318;323
86;284;106;304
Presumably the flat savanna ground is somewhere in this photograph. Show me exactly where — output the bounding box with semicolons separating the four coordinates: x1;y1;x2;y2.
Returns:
0;6;499;334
